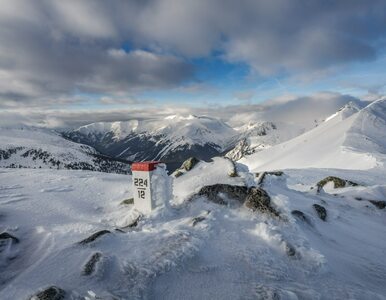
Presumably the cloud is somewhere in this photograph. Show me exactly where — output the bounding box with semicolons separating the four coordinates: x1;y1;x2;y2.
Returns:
0;92;367;130
0;0;385;108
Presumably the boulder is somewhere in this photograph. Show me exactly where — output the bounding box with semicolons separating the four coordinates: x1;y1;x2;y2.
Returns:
173;170;183;178
195;184;280;217
120;198;134;205
82;252;102;276
182;157;199;171
313;204;327;221
316;176;358;192
257;171;284;186
30;286;65;300
284;242;297;257
368;200;386;209
291;210;311;224
173;157;200;177
191;216;206;227
244;187;280;217
197;184;248;205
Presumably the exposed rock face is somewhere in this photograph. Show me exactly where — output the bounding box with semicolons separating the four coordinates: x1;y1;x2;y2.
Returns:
195;184;280;217
244;187;280;217
83;252;102;276
316;176;358;192
182;157;199;171
313;204;327;221
78;230;111;245
368;200;386;209
30;286;65;300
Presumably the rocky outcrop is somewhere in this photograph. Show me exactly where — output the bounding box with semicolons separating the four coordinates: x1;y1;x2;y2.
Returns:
316;176;358;192
284;242;297;257
244;187;280;217
182;157;199;171
291;210;311;225
195;184;280;217
368;200;386;209
0;232;19;243
78;230;111;245
29;286;65;300
82;252;102;276
256;171;284;186
313;204;327;221
197;184;248;205
173;157;200;177
120;198;134;205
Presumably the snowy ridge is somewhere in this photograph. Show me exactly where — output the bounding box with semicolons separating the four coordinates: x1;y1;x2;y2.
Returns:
0;127;129;173
241;100;386;171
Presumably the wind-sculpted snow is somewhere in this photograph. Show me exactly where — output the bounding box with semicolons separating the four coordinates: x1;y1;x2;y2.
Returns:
0;157;385;299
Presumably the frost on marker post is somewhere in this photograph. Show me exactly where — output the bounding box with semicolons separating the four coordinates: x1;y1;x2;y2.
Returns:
131;161;172;214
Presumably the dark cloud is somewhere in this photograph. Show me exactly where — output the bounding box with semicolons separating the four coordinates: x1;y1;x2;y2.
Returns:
0;0;385;107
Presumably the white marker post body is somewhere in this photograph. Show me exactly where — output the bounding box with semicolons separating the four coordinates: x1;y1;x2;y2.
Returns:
132;170;152;214
131;161;161;214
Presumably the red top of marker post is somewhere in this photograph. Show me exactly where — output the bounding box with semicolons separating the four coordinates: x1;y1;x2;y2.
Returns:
131;161;161;172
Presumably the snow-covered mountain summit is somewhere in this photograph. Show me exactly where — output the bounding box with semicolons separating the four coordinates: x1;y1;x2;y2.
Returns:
74;115;236;147
65;115;237;170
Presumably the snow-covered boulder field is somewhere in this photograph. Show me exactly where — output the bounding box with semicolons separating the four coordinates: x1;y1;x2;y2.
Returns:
0;156;385;299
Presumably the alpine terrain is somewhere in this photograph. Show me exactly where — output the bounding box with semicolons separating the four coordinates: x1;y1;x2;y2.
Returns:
1;99;386;299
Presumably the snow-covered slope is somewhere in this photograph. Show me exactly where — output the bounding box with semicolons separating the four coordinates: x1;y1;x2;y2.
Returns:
0;127;129;173
1;158;385;299
241;100;386;171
